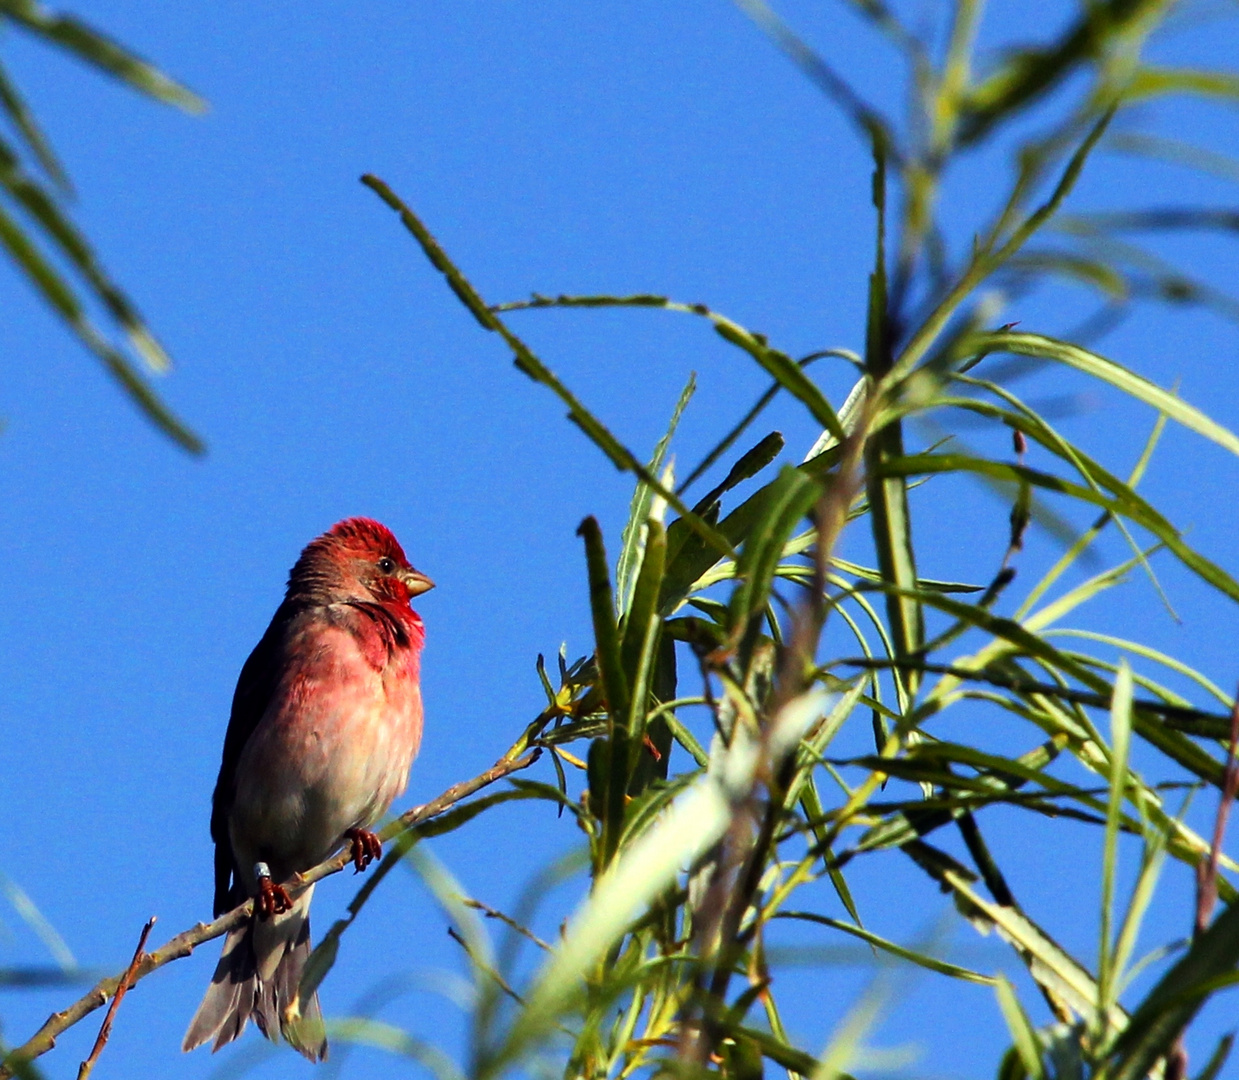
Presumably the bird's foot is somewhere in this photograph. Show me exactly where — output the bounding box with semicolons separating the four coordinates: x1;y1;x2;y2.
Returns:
345;827;382;873
254;865;292;918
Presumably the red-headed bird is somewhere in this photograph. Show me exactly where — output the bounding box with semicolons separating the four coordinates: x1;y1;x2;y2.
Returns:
183;518;432;1060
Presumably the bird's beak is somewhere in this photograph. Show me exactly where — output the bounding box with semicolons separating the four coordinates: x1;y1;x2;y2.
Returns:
400;568;435;598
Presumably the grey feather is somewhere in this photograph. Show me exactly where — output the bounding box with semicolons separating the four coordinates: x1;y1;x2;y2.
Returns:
182;889;326;1062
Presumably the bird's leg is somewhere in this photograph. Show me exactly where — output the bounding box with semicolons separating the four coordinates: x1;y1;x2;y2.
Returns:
253;862;292;918
344;827;383;873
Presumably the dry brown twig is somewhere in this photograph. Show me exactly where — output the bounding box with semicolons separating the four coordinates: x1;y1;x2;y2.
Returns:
1194;686;1239;938
76;917;156;1080
1168;686;1239;1080
0;747;540;1079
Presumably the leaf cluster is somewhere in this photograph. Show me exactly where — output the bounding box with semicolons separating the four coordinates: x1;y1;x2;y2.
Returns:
319;5;1239;1077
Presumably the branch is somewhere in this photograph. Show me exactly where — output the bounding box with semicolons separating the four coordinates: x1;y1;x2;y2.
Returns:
1195;687;1239;936
76;917;155;1080
0;747;541;1079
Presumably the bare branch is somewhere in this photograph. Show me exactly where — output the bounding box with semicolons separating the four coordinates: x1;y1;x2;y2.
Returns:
76;917;155;1080
0;747;541;1079
1195;686;1239;937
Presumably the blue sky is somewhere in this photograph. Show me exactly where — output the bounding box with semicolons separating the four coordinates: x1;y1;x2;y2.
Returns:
2;2;1239;1078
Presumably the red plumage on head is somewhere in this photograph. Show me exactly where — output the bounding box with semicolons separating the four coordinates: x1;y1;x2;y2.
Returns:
321;517;409;562
286;518;414;603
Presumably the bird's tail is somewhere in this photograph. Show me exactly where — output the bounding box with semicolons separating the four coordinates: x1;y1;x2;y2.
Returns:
182;885;327;1061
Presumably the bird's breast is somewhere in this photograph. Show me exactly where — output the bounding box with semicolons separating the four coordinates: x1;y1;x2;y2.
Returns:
229;619;424;878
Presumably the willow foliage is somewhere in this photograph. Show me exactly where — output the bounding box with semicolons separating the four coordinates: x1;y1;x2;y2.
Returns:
8;1;1239;1078
339;3;1239;1078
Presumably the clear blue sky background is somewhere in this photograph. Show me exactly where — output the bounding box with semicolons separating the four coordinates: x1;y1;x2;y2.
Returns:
3;2;1239;1078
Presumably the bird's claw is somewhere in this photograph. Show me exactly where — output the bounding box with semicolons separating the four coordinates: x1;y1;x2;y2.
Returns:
256;875;292;918
345;827;382;873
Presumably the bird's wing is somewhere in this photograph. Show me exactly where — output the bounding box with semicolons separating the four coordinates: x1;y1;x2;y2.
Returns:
210;607;291;916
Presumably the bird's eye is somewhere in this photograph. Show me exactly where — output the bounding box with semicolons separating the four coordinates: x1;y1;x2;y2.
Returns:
377;557;396;574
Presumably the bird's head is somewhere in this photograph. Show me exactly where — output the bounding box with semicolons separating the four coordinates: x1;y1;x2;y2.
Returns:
288;517;434;607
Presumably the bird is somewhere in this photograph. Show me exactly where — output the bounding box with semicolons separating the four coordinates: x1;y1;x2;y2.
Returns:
183;518;433;1061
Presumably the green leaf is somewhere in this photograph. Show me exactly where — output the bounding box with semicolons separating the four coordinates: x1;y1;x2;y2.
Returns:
692;430;785;514
1105;899;1239;1080
2;144;173;371
362;176;733;560
775;910;996;985
712;318;845;441
577;516;629;865
327;1019;466;1080
1193;1033;1235;1080
621;520;667;793
616;376;694;615
0;0;206;113
994;977;1046;1080
881;452;1239;608
498;775;732;1070
0;872;74;970
0;197;203;452
1005;250;1129;299
1097;660;1133;1024
0;61;68;189
973;330;1239;459
728;465;822;644
1125;65;1239;105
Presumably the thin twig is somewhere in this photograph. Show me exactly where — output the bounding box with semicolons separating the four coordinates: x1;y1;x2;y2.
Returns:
446;927;525;1005
463;898;552;952
76;917;155;1080
0;747;540;1079
1170;686;1239;1080
1195;686;1239;937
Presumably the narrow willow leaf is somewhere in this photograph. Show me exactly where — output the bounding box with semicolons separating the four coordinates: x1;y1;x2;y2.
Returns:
712;318;844;439
942;867;1121;1037
1045;630;1232;708
0;0;206;113
2;146;173;371
943;379;1173;613
693;430;785;514
661;707;709;766
1005;250;1129;299
733;1025;818;1075
729;465;822;641
1111;816;1171;1002
1106;131;1239;185
830;556;983;593
1105;899;1239;1080
1016;406;1167;618
1125;65;1239;105
362;176;732;559
882;453;1239;606
776;911;996;984
973;330;1239;458
0;194;76;318
499;775;732;1069
577;516;629;865
622;519;667;757
0;199;203;452
734;0;897;159
803;373;867;462
616;377;694;614
1193;1034;1236;1080
0;873;74;970
994;977;1046;1080
328;1019;466;1080
0;62;68;188
1098;661;1133;1024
